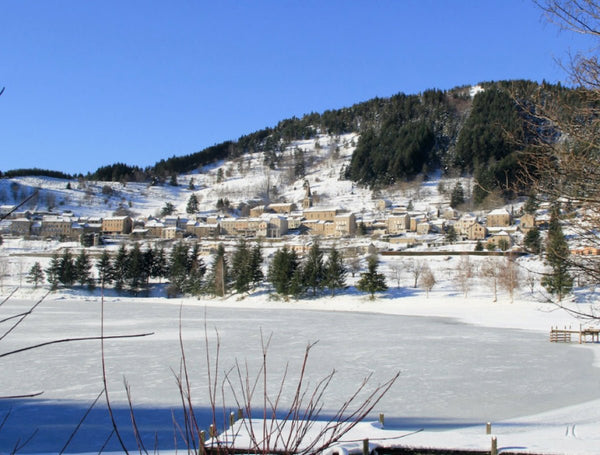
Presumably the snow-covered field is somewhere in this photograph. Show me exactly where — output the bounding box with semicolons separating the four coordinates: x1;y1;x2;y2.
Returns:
1;286;599;454
2;135;600;453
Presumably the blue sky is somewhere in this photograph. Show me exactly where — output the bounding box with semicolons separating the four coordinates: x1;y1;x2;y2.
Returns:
0;1;594;175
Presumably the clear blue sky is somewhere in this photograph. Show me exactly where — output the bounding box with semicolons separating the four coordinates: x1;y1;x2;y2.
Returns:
0;0;593;175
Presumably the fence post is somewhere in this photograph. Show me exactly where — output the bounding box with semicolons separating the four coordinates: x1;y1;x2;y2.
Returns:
379;413;385;426
362;438;369;455
238;408;244;420
491;436;497;455
209;424;217;438
486;422;491;434
230;411;235;428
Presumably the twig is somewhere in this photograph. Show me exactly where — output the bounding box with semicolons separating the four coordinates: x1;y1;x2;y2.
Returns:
59;390;105;455
0;332;153;359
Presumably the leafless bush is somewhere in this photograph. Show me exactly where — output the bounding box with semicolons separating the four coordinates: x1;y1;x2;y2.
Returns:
174;316;399;455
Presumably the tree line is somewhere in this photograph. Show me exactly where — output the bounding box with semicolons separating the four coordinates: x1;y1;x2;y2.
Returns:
28;241;389;300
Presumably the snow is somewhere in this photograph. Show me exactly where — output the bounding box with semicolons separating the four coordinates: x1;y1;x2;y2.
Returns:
0;287;599;454
1;134;600;453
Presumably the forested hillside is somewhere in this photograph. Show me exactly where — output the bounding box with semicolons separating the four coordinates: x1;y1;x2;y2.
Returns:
3;80;568;207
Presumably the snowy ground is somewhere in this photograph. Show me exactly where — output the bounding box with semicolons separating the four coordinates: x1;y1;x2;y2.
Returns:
1;286;600;454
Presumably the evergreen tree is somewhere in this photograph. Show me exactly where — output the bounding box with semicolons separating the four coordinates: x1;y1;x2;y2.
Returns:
96;250;114;287
542;207;573;301
250;243;264;289
142;247;155;287
268;246;299;296
324;246;347;297
474;240;484;252
231;239;252;294
169;174;179;186
46;253;60;290
168;242;190;295
186;194;199;214
113;244;129;292
161;202;175;217
289;266;305;299
357;221;367;236
523;195;539;215
151;247;168;282
450;182;465;208
27;262;44;288
524;227;542;254
302;241;325;296
75;250;94;289
357;254;388;299
126;243;147;293
186;243;206;295
445;225;458;243
293;147;306;179
58;249;76;287
207;244;228;297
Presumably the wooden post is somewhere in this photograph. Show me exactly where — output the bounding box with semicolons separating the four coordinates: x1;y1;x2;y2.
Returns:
209;424;217;438
486;422;491;434
230;411;235;428
491;436;497;455
200;430;206;446
362;438;369;455
379;413;385;426
238;408;243;420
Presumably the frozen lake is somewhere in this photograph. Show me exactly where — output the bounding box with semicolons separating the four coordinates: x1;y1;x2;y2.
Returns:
1;298;599;453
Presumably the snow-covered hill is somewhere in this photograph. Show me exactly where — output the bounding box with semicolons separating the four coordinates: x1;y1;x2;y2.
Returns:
0;132;467;220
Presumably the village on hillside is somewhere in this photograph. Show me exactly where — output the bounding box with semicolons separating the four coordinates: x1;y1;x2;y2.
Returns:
0;177;563;256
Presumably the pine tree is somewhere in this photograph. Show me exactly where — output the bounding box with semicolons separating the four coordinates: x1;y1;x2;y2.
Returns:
46;253;60;290
302;241;325;296
542;207;573;301
27;262;44;288
186;194;199;214
268;246;299;296
75;250;94;289
168;242;190;295
450;182;465;208
357;254;387;299
186;243;206;296
151;247;168;282
113;244;129;292
96;250;114;287
142;247;155;287
205;244;228;297
324;246;347;297
231;239;252;294
250;243;264;289
58;249;75;287
126;243;146;293
524;227;542;254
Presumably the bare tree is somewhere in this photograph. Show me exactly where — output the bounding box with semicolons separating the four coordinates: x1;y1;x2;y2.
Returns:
455;255;474;298
419;264;436;298
389;261;403;288
480;257;501;302
406;259;425;288
498;255;520;303
519;2;600;310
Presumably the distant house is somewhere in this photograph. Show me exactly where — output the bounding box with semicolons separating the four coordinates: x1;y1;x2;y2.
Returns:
465;222;488;240
268;202;297;214
40;215;75;239
487;231;513;249
388;214;410;234
10;218;32;236
487;208;512;227
102;216;133;235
